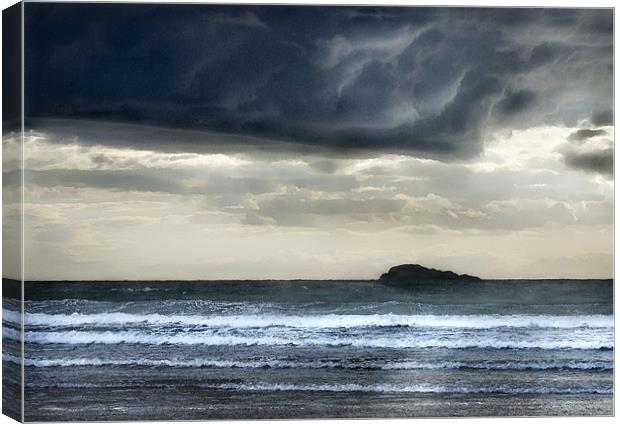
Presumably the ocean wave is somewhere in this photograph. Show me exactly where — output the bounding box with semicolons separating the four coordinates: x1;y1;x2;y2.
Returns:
16;329;613;350
2;327;22;341
2;310;22;324
4;354;613;371
206;382;613;395
24;380;613;395
7;310;613;330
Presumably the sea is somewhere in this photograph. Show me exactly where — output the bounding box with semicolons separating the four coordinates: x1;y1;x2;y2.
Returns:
2;278;614;420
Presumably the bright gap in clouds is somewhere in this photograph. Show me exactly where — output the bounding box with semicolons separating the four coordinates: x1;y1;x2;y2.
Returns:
5;123;611;281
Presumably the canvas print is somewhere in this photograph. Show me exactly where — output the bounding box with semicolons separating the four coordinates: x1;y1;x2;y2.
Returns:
2;3;614;421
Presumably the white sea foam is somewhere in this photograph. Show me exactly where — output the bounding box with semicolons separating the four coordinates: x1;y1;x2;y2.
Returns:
2;309;22;324
2;327;22;341
205;382;613;395
28;381;609;395
3;353;612;371
9;310;613;330
17;329;613;350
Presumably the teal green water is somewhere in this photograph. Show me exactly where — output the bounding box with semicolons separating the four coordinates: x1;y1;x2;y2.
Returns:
1;278;614;420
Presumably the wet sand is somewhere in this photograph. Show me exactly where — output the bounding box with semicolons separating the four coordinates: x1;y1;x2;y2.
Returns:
26;388;613;421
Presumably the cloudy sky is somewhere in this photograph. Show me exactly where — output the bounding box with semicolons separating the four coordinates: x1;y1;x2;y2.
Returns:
5;5;613;280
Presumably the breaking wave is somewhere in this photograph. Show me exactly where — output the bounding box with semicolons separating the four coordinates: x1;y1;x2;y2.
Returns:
16;329;613;350
6;311;613;330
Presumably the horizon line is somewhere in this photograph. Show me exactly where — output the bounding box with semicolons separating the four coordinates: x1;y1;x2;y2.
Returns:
3;277;614;283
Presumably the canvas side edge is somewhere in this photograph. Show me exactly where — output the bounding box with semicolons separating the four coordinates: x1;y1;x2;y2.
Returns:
2;2;24;422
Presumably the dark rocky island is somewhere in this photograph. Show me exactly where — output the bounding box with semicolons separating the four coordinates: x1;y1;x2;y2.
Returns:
379;264;481;283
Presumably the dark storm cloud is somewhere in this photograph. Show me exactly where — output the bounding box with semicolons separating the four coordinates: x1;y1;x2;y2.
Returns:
563;148;613;177
3;3;22;132
493;90;538;117
25;5;613;159
568;128;607;143
591;109;614;126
